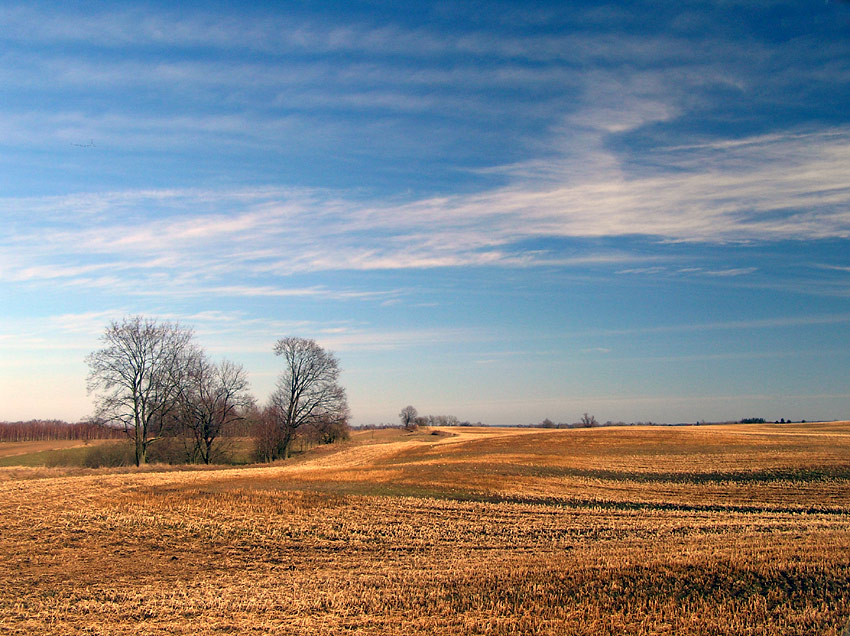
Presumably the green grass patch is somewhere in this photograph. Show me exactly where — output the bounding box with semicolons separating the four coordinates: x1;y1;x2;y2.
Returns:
0;441;135;468
0;437;261;468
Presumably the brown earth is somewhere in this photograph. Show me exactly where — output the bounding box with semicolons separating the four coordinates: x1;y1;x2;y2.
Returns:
1;422;848;635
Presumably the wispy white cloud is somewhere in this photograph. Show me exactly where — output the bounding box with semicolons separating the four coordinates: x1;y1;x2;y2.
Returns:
315;327;485;352
47;310;128;335
135;284;400;302
5;263;112;282
617;266;667;275
2;2;849;426
584;313;850;337
702;267;758;277
0;308;486;384
816;264;850;273
2;124;850;299
0;6;749;64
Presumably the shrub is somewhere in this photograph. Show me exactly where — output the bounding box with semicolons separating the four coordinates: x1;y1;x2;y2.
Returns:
81;441;136;468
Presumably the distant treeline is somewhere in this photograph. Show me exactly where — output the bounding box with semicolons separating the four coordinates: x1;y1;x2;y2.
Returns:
530;419;679;429
0;419;126;442
357;415;485;430
529;416;809;429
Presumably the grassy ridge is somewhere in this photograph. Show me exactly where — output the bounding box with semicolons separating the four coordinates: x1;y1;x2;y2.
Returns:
1;423;849;634
0;441;123;468
0;438;258;468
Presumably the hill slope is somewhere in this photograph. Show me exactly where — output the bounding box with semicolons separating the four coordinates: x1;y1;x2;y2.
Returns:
1;423;848;635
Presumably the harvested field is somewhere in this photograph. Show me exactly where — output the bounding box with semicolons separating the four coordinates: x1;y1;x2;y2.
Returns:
1;423;849;634
0;439;109;459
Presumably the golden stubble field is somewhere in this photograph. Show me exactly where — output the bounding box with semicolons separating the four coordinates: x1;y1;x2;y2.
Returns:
1;422;849;635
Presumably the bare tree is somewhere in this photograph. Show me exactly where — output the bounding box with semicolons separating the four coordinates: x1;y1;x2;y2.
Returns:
580;413;598;428
254;405;283;464
399;405;418;430
86;316;196;466
177;357;253;464
301;413;352;447
265;337;349;460
426;414;459;427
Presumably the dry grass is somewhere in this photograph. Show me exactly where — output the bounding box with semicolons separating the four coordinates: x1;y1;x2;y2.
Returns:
0;439;111;459
1;423;849;634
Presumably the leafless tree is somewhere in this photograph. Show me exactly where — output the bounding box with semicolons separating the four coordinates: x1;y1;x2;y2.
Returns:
301;413;351;446
399;405;418;430
0;419;124;442
426;414;459;427
86;316;196;466
580;412;598;428
176;357;253;464
253;406;282;464
264;337;349;460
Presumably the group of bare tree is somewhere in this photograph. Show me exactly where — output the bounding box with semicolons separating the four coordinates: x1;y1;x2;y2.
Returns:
175;358;254;464
535;414;601;428
254;337;349;462
86;317;349;466
0;420;125;442
424;414;462;427
398;406;470;430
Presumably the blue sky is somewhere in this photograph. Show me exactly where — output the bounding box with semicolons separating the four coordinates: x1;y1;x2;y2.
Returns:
2;1;850;425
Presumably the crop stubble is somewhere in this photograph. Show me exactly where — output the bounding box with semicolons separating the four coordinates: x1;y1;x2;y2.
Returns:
0;422;848;634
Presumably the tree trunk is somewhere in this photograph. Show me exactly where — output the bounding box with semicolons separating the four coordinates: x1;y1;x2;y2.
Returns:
134;428;143;466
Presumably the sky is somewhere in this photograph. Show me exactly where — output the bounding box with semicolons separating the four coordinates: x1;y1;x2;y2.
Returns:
2;0;850;426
